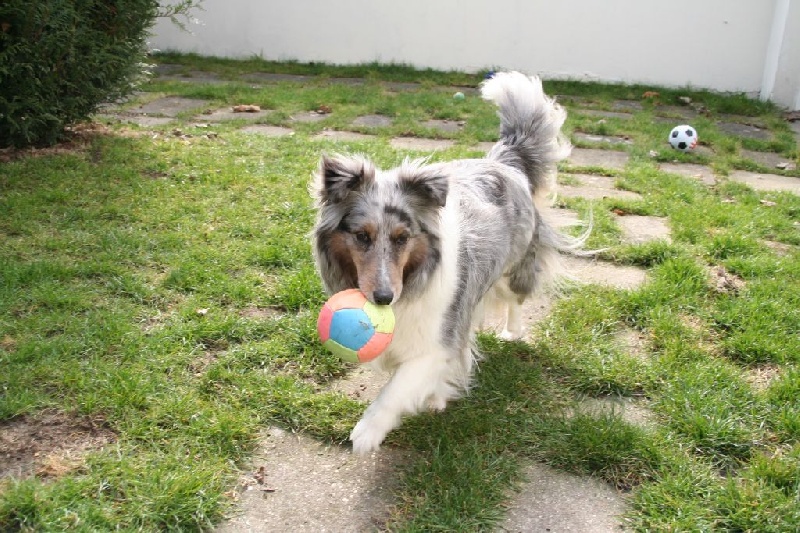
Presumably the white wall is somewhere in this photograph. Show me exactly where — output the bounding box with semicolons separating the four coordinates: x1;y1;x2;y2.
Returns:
152;0;800;110
771;0;800;109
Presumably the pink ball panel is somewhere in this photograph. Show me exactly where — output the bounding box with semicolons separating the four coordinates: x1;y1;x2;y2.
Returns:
316;304;334;343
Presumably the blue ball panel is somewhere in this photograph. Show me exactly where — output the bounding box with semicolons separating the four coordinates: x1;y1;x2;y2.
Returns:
329;308;374;350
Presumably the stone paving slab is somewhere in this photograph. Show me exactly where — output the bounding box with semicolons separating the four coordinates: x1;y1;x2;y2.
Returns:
313;130;377;142
290;111;330;123
654;105;698;120
559;174;642;201
546;207;582;229
441;86;479;96
352;114;394;128
472;141;498;153
152;63;182;76
500;463;628;533
195;108;272;122
659;163;717;185
422;119;464;133
717;121;772;140
740;149;796;170
239;125;295;137
718;114;767;128
574;109;635;121
728;170;800;194
653;115;683;126
240;73;372;88
390;137;455;151
106;115;175;127
557;95;591;106
563;256;647;290
157;71;226;85
574;132;633;146
326;77;367;87
616;215;671;244
330;365;388;403
97;91;146;112
790;120;800;142
574;396;654;429
242;72;313;84
131;96;210;117
566;148;629;170
612;100;645;112
217;427;406;533
384;81;421;92
688;144;715;157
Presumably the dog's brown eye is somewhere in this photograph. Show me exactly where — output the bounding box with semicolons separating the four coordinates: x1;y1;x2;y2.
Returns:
355;231;371;245
393;234;409;246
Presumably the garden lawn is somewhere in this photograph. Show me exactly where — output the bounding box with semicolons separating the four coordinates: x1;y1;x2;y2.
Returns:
1;54;799;531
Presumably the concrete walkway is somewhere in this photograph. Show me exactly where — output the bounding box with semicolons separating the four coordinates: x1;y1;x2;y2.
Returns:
100;67;799;532
500;462;629;532
217;427;406;533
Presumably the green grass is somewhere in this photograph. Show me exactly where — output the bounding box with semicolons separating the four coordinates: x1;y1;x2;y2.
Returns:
1;54;799;530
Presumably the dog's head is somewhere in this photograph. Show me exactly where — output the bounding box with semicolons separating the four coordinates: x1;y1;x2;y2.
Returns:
312;154;447;305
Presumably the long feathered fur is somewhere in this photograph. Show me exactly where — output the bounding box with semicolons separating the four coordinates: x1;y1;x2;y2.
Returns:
482;71;571;200
311;71;586;453
481;71;589;292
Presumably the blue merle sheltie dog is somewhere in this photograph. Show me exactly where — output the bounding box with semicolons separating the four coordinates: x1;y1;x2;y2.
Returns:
312;72;584;453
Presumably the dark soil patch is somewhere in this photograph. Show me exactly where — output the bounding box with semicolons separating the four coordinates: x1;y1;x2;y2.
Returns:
0;410;116;481
239;306;284;320
0;123;112;162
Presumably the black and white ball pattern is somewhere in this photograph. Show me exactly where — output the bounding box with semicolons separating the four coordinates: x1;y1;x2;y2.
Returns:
669;125;698;152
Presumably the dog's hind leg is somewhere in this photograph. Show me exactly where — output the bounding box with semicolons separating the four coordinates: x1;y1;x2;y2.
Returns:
488;277;528;340
503;210;571;340
502;244;539;341
500;297;525;340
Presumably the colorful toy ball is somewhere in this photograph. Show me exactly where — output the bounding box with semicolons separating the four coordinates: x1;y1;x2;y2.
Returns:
317;289;395;363
453;91;465;101
669;125;698;152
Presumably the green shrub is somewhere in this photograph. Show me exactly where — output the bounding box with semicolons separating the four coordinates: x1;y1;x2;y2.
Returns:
0;1;158;147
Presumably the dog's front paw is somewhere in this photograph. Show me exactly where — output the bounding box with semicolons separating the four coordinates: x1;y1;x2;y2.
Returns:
350;414;395;454
427;394;448;412
499;328;523;341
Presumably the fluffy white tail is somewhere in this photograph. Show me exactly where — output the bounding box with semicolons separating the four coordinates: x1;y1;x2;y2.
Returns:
481;72;571;199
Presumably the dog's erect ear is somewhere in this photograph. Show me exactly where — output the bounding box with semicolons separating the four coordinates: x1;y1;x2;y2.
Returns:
398;164;448;208
316;155;376;204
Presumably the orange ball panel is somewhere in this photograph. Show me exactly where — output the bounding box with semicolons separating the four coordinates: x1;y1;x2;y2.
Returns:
357;331;393;362
326;288;368;311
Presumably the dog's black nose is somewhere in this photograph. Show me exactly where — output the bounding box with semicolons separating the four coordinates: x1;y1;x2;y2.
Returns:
373;289;394;305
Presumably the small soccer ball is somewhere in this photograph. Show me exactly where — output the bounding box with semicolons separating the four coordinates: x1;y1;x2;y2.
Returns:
453;91;465;101
317;289;395;363
669;125;698;152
